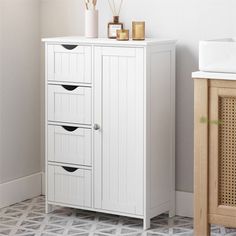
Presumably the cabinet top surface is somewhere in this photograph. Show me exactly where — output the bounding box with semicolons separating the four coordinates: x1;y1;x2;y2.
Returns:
42;36;176;46
192;71;236;81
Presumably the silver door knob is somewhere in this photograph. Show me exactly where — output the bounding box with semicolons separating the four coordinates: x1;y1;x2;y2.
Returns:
94;124;100;130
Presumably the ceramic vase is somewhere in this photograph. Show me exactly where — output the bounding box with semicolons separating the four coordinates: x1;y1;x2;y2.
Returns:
85;10;98;38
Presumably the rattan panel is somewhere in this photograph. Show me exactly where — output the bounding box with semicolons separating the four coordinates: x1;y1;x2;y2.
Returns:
218;97;236;207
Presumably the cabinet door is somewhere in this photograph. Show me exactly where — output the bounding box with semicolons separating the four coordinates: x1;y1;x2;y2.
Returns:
209;86;236;219
94;47;144;216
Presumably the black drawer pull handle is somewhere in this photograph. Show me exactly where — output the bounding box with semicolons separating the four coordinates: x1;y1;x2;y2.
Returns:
62;126;78;132
62;166;78;173
62;45;78;50
62;85;78;91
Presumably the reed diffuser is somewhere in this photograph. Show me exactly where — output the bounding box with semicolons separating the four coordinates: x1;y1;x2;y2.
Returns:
84;0;98;38
107;0;124;39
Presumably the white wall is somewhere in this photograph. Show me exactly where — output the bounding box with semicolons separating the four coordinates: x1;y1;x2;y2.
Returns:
40;0;236;193
40;0;84;38
0;0;41;183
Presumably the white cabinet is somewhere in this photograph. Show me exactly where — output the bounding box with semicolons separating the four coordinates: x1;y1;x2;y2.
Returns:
44;37;176;230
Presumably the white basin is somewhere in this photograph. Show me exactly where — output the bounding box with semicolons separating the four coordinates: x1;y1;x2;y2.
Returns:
199;38;236;73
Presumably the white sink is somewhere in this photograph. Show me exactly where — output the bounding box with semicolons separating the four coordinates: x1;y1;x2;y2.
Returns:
199;38;236;73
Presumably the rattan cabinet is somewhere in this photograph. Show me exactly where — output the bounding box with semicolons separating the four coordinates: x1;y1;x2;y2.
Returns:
193;72;236;236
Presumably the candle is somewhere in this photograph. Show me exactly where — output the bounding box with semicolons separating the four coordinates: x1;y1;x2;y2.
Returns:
116;29;129;41
132;22;145;40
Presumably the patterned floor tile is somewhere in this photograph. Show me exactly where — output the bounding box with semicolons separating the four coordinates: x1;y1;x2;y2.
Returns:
0;196;235;235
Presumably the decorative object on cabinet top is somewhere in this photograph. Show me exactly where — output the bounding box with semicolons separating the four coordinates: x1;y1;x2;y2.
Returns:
116;29;129;41
84;0;98;38
107;0;124;39
132;21;145;41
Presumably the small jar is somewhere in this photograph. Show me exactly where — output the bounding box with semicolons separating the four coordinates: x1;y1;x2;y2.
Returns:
116;29;129;41
108;16;123;39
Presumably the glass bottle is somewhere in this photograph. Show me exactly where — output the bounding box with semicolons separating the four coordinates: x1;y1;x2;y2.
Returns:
108;16;123;39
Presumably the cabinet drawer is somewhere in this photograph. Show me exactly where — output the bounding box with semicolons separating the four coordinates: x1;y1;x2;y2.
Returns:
48;84;91;124
47;44;91;84
48;125;92;166
48;165;92;208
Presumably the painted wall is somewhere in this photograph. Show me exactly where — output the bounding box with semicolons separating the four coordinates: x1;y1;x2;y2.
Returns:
40;0;236;193
0;0;41;183
40;0;84;38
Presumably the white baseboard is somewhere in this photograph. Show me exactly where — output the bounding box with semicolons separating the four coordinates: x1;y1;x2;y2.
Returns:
0;172;42;209
176;191;193;217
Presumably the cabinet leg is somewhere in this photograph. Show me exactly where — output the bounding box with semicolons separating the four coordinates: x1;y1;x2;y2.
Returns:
143;217;151;230
45;203;54;214
194;218;210;236
169;207;175;218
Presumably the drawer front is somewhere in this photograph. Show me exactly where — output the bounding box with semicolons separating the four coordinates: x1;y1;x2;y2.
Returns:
48;85;91;124
48;125;92;166
47;44;92;84
48;165;92;208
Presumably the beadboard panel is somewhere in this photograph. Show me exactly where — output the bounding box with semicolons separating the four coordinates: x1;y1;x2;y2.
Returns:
94;47;144;216
48;165;92;208
48;125;92;166
48;85;92;125
47;45;92;84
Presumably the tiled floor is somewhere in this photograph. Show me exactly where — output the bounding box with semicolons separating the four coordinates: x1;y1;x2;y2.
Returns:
0;196;235;236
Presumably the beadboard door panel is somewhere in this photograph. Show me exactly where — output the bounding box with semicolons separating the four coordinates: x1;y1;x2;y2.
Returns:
48;165;92;208
48;85;92;125
94;47;144;215
48;125;92;166
47;45;92;84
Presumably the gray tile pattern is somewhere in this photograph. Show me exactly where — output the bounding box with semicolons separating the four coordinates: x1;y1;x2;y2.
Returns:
0;196;235;236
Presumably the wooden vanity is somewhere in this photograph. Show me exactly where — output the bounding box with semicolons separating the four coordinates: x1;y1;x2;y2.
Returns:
193;71;236;236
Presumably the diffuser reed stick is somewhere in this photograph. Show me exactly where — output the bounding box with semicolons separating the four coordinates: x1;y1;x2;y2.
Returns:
85;0;89;10
84;0;98;10
108;0;115;15
92;0;97;9
117;0;123;16
108;0;124;16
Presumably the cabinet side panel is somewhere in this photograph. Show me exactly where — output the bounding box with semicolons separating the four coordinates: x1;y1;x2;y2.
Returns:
149;48;173;215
